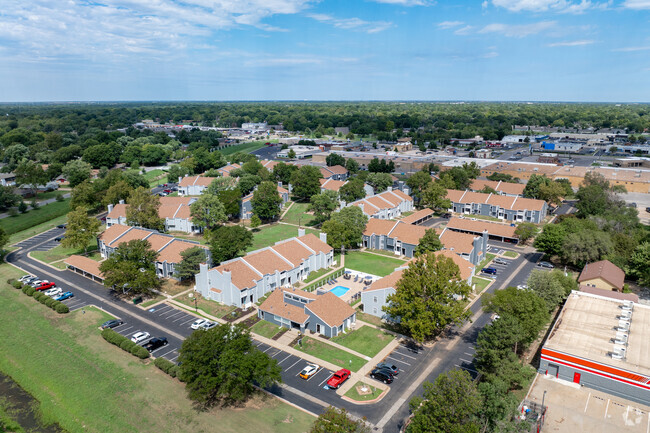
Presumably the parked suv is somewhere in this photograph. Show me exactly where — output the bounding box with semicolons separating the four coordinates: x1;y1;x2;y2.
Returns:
143;337;168;352
370;368;393;384
482;267;497;275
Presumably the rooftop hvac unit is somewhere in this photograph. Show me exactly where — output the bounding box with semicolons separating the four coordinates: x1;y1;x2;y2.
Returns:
611;351;624;360
616;331;628;341
614;339;627;346
614;345;627;354
620;311;632;320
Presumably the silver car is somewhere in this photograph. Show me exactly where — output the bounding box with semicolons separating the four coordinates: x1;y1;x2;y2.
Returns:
494;258;509;265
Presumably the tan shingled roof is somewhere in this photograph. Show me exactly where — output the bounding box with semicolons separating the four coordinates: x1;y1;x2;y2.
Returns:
320;178;346;191
107;203;128;219
363;218;399;237
159;196;194;207
434;250;474;281
98;224;131;243
445;189;467;202
439;229;476;254
578;260;625;290
158;239;208;263
510;197;545;211
258;289;309;324
305;292;356;327
366;269;404;292
107;227;151;247
297;233;333;254
401;208;434;225
64;255;104;279
146;233;174;252
387;189;412;202
376;191;402;207
179;175;216;187
326;165;348;175
496;182;526;196
446;217;517;239
388;222;427;246
215;260;260;291
244;248;293;275
270;239;314;267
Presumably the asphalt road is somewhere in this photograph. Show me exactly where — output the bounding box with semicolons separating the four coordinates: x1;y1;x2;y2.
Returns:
251;144;281;160
7;227;547;432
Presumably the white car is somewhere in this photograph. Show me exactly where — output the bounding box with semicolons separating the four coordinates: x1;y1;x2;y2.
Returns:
191;318;208;330
44;287;62;298
200;321;217;330
131;331;151;343
516;284;528;291
299;363;320;380
19;275;35;282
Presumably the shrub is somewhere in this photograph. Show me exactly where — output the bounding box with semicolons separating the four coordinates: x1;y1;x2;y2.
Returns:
131;345;150;359
119;339;136;352
33;292;45;302
55;193;64;202
7;207;18;217
7;278;15;285
13;281;23;290
101;329;121;345
154;357;176;375
54;303;69;314
24;286;35;296
21;285;30;294
18;202;28;213
30;199;39;209
44;297;55;308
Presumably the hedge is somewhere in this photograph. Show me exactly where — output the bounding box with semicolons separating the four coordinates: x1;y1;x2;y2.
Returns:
101;328;150;360
15;282;68;314
54;303;69;314
33;291;45;302
154;357;179;378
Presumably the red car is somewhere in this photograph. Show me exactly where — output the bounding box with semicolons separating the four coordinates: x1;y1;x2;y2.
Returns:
34;282;56;291
163;189;172;193
326;369;351;389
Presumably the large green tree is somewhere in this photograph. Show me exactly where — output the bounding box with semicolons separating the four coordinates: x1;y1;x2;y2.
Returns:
14;161;48;196
514;222;537;243
533;224;566;257
406;170;432;201
414;229;443;256
0;186;19;211
62;159;92;187
0;227;8;261
290;165;323;201
561;230;613;267
126;187;164;231
190;194;227;230
339;178;366;203
251;181;283;221
384;253;472;343
208;225;253;263
365;173;393;193
217;188;242;218
526;270;571;312
408;369;481;433
272;162;298;185
175;246;208;280
627;242;650;287
325;153;346;167
321;206;368;250
179;323;282;407
102;180;134;207
309;190;339;223
420;181;451;212
61;207;101;253
99;239;161;295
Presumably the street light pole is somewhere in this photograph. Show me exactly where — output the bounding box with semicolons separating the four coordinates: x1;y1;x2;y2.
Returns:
194;296;198;312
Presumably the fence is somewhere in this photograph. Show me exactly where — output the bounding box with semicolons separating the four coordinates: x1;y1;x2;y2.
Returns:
304;269;345;292
517;400;547;433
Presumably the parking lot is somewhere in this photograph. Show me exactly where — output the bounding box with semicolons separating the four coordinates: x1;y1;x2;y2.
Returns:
111;319;181;362
14;227;64;251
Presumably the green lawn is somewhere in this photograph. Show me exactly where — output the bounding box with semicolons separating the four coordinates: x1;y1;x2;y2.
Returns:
144;169;168;187
250;320;282;339
364;248;409;260
30;237;98;264
344;251;405;277
344;381;384;402
220;140;271;156
503;251;518;258
330;326;394;358
281;202;317;227
472;277;492;293
140;295;166;308
478;253;496;270
0;265;315;433
175;293;236;319
248;224;320;252
355;310;384;327
0;199;70;237
294;337;366;372
34;190;63;201
303;266;335;284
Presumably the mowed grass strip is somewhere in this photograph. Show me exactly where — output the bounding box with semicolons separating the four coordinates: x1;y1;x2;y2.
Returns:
0;265;315;433
344;251;405;277
248;224;319;252
30;237;98;264
250;320;282;339
330;325;394;358
281;202;317;226
1;199;70;236
472;276;492;293
294;337;366;372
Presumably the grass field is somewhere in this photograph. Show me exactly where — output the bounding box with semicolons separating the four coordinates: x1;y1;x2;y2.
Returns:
144;169;168;187
344;381;384;402
248;224;319;252
0;199;70;237
363;248;409;260
472;277;492;293
220;141;270;156
250;320;282;339
344;251;404;277
30;237;98;264
294;337;366;372
355;310;384;328
34;191;63;201
175;293;236;319
503;250;518;258
0;265;315;433
330;326;393;358
281;202;317;227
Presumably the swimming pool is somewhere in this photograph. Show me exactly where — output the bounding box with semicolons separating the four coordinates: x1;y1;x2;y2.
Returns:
329;286;350;297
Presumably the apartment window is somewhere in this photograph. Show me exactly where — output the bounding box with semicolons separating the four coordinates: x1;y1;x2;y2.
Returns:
374;296;378;303
373;308;378;314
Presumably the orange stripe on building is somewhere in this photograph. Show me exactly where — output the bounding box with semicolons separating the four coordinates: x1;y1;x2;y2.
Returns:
541;348;649;383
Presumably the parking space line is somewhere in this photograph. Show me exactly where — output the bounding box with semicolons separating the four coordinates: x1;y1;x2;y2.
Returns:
318;372;334;387
387;356;411;366
179;318;196;326
168;354;179;363
278;354;292;364
455;364;478;373
172;314;190;323
584;392;591;413
287;359;301;371
118;325;133;334
263;346;272;353
162;311;184;319
157;348;176;357
459;358;473;364
154;306;173;315
113;323;127;329
270;350;282;357
393;350;417;360
604;399;610;419
464;352;474;356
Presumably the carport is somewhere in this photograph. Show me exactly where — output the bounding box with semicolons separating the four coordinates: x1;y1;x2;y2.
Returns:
446;217;519;243
64;255;105;283
401;208;435;225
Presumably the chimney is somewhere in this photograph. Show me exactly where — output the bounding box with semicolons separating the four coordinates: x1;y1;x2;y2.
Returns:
319;232;327;243
178;176;182;183
278;181;283;188
107;204;113;213
298;228;306;237
118;199;125;205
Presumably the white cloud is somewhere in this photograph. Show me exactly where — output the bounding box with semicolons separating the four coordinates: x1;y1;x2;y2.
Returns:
371;0;432;5
438;21;464;29
478;21;556;37
482;0;489;9
547;39;595;46
491;0;607;13
0;0;313;62
612;46;650;52
454;25;475;35
622;0;650;8
308;13;393;33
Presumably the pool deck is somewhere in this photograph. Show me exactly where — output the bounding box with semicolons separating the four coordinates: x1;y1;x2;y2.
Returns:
318;271;379;304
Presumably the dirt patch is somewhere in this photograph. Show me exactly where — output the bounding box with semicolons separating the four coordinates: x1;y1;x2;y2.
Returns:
271;328;289;341
221;308;246;322
240;315;261;328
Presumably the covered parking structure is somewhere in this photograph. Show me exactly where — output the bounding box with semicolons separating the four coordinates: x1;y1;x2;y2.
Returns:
445;217;519;244
401;208;435;225
64;255;105;283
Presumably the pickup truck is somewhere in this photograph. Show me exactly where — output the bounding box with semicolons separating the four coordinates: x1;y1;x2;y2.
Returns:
326;369;351;389
143;337;168;352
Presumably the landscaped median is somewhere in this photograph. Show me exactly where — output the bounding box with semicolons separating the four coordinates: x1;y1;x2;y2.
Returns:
293;337;366;372
343;381;388;404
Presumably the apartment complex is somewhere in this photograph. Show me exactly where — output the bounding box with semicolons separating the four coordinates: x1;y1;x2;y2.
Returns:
97;225;210;279
446;189;547;223
194;230;333;309
178;175;217;196
106;196;200;233
469;179;525;196
240;184;291;219
349;189;414;219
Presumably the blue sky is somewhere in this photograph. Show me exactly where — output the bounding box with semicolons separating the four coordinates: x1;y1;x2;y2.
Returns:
1;0;649;102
